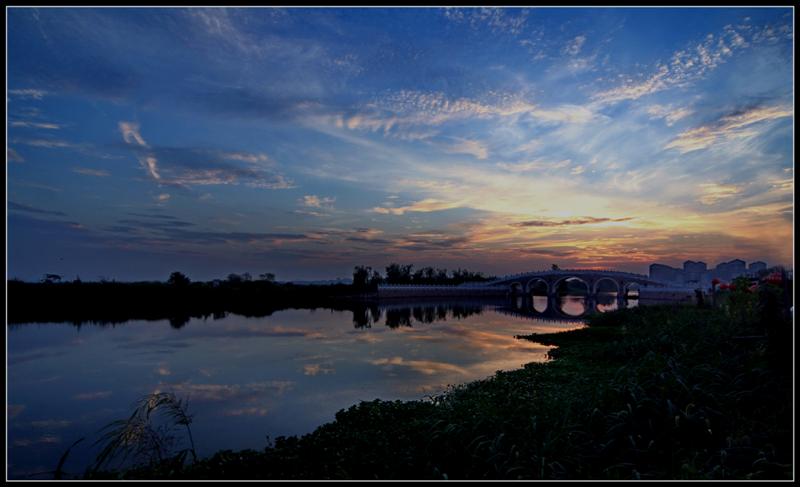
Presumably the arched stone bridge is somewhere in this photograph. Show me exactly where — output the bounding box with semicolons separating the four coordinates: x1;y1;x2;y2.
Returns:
483;269;666;299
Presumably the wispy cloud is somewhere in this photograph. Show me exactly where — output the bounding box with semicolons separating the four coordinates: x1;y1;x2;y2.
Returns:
563;35;586;56
373;198;462;215
664;105;792;153
646;104;694;126
72;167;110;177
8;88;48;100
513;216;634;227
496;159;571;173
592;21;787;106
697;182;743;205
9;201;66;217
10;120;61;129
119;121;295;189
441;138;489;160
442;7;529;36
301;195;336;209
303;364;335;376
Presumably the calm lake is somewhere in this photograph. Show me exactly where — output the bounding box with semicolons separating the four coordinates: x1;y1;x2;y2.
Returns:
7;295;635;479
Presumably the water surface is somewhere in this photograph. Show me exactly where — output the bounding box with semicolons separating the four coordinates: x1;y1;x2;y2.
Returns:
7;297;613;478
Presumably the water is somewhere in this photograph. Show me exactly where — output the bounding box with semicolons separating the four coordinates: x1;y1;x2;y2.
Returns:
7;296;631;478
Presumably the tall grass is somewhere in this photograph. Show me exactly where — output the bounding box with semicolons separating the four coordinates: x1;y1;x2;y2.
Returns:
88;392;197;476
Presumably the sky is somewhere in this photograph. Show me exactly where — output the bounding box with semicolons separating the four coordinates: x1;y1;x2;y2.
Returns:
6;7;794;282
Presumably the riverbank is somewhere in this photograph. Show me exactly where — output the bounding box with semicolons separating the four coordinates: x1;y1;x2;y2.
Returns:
85;300;792;480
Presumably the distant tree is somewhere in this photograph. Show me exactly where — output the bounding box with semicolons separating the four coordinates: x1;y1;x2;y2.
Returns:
552;264;560;270
42;274;62;283
386;263;414;284
227;273;243;284
370;269;383;287
242;272;252;282
167;271;190;287
259;273;276;282
353;266;369;289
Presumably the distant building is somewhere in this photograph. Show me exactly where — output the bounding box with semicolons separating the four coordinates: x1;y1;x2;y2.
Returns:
683;260;707;286
650;258;768;287
749;261;767;275
713;259;747;281
649;263;684;284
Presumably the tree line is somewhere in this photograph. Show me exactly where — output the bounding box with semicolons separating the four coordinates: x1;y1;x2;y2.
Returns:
352;263;494;290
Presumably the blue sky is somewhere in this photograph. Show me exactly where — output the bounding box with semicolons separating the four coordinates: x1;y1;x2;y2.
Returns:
7;7;794;281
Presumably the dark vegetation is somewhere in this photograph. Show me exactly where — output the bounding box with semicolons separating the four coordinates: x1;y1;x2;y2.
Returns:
8;264;494;326
78;277;792;480
352;263;493;290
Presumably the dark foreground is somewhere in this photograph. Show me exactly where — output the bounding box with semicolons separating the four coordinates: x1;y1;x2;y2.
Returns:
79;286;792;480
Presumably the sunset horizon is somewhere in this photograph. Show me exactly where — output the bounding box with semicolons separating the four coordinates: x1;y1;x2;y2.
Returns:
7;7;793;282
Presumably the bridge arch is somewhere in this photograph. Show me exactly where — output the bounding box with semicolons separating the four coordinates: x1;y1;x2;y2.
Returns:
593;277;620;295
526;278;549;295
624;282;641;297
552;276;590;296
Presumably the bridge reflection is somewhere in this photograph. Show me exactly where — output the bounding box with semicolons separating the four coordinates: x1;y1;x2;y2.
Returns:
496;294;639;321
350;295;638;328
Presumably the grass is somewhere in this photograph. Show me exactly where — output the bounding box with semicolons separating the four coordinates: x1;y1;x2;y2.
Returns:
84;299;793;480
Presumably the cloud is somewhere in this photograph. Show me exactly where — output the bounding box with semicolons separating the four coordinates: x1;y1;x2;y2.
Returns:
335;90;594;140
119;121;295;189
301;195;336;209
497;159;571;173
303;364;335;376
442;7;529;36
592;20;789;105
11;138;77;149
10;121;61;129
372;198;462;215
646;104;694;126
72;167;110;177
697;183;743;205
531;105;594;124
441;138;489;160
119;121;148;147
8;88;48;99
513;216;634;227
563;35;586;56
664;105;792;153
9;201;66;217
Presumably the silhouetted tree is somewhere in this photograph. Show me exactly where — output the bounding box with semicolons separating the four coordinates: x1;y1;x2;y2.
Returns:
259;273;276;282
167;271;191;287
386;263;414;284
43;274;62;283
353;266;373;290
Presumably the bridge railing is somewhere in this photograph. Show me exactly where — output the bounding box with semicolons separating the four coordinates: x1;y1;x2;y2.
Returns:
487;269;653;284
